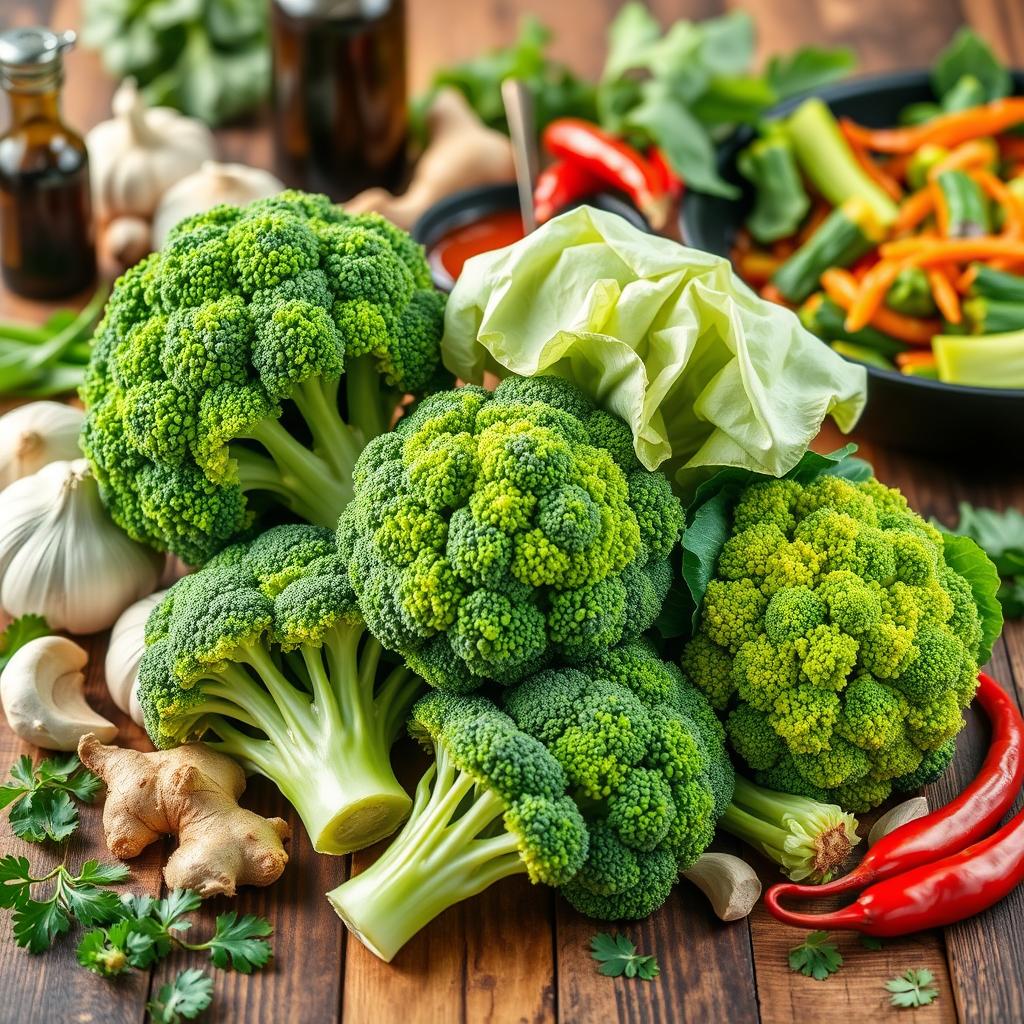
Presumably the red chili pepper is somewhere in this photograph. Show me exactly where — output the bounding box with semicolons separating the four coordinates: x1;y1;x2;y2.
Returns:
765;674;1024;937
767;674;1024;901
542;118;670;229
533;160;605;224
647;146;684;200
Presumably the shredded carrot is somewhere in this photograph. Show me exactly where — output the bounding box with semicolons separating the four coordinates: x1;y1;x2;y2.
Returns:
931;180;949;236
892;188;935;233
841;98;1024;154
928;138;999;179
927;267;962;323
887;153;912;184
845;259;905;332
956;264;979;293
839;119;904;200
771;238;796;260
736;252;782;286
820;267;940;345
759;283;791;307
896;350;938;369
879;236;1024;264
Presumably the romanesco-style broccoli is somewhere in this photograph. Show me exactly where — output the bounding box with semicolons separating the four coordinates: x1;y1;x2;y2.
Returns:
81;191;446;565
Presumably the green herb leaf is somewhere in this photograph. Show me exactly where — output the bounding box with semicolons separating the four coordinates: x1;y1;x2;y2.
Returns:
0;614;50;670
204;911;273;974
77;925;134;976
886;967;939;1008
147;968;214;1024
8;789;79;843
0;854;34;909
1;753;102;843
766;47;856;101
788;931;843;981
859;934;884;951
13;897;71;953
932;29;1010;105
76;859;132;887
153;888;203;930
590;931;660;981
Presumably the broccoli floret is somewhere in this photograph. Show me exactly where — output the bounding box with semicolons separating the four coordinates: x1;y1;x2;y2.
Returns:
325;692;588;962
137;524;424;854
503;641;734;919
337;376;686;691
681;474;990;810
81;192;446;565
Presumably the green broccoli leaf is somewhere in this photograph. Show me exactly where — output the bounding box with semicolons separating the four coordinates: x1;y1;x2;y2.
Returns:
0;614;50;671
939;533;1004;665
590;932;660;980
886;967;939;1008
788;930;843;981
147;968;214;1023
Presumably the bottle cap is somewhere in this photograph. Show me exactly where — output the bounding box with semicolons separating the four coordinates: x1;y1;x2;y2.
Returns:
0;27;75;90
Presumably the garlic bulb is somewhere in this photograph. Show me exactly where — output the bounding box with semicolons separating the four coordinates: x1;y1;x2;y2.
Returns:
86;78;215;221
0;402;84;490
152;161;284;248
0;459;163;634
106;589;167;726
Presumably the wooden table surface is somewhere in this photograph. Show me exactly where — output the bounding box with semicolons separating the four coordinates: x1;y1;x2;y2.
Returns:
2;1;1024;1022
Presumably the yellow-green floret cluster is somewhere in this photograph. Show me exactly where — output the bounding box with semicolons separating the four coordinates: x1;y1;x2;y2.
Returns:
681;475;983;810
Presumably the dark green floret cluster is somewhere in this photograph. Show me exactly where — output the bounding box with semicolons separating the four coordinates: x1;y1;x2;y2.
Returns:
504;640;735;920
137;523;424;854
336;375;685;692
681;474;983;810
326;692;588;963
81;190;446;565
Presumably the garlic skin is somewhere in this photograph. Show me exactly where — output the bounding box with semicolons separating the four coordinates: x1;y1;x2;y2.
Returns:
0;402;84;490
102;215;152;269
153;161;284;248
86;78;215;221
0;459;163;634
106;589;167;726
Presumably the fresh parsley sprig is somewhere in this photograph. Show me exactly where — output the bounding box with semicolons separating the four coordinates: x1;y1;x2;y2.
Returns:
0;854;129;953
788;930;843;981
147;968;214;1023
590;932;660;981
887;968;939;1008
0;614;50;671
0;754;102;843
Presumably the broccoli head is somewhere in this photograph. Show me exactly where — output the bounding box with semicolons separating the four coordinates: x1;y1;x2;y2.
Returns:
136;523;424;854
503;640;734;919
681;474;986;811
81;191;446;565
336;376;685;691
326;692;588;962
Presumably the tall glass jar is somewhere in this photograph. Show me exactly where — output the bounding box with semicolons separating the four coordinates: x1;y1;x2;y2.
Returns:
271;0;408;200
0;27;95;299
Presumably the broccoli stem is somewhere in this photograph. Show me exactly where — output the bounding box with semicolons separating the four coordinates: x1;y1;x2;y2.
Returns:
192;623;422;854
344;354;404;442
290;376;364;477
719;776;860;884
327;744;525;962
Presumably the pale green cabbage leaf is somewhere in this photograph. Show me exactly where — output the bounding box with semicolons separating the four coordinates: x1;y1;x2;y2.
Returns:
441;205;867;496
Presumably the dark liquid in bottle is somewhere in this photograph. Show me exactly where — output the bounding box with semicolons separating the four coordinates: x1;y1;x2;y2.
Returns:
272;0;408;200
0;128;95;299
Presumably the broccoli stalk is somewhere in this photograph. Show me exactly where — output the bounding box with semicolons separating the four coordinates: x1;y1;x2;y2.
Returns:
720;776;860;883
138;525;425;855
327;693;588;962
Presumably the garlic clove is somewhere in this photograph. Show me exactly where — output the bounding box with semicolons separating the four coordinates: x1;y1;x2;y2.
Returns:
1;636;117;750
105;589;167;725
867;796;930;846
681;851;762;921
102;215;152;270
0;402;84;490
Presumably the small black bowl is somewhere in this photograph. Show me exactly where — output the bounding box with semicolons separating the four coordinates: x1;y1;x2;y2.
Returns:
413;183;650;292
681;70;1024;459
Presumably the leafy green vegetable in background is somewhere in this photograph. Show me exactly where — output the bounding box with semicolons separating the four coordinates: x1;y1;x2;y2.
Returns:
590;932;660;980
421;5;854;197
887;968;940;1008
146;969;214;1024
0;754;102;844
737;131;811;243
943;503;1024;618
0;615;50;672
82;0;269;124
788;931;843;981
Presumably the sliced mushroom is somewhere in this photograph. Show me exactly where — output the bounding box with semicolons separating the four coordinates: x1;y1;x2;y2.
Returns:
1;636;117;750
682;852;762;921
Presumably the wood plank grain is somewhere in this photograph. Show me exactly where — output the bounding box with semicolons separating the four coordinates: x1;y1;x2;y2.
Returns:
961;0;1024;64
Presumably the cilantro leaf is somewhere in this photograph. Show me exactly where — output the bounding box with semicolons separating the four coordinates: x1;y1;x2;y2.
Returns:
8;790;79;843
76;859;131;887
886;968;939;1008
1;753;102;843
788;931;843;981
859;934;884;951
0;855;34;909
153;888;203;931
589;931;660;981
0;614;50;671
203;911;273;974
77;925;133;976
13;897;71;953
147;968;214;1024
62;882;127;927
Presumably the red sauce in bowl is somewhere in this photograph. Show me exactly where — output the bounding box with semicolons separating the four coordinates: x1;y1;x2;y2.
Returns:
428;209;524;286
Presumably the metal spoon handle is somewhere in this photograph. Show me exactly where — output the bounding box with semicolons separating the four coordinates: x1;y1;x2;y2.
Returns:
501;78;539;234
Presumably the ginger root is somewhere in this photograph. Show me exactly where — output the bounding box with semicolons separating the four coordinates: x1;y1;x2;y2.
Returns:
79;734;290;897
